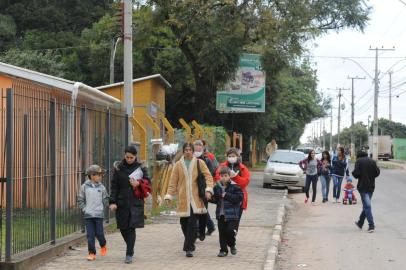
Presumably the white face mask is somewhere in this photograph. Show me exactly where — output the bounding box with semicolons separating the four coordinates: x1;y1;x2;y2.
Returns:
193;151;203;158
227;157;238;164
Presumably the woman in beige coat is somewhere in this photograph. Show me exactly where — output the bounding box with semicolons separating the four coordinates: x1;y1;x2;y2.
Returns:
165;142;214;257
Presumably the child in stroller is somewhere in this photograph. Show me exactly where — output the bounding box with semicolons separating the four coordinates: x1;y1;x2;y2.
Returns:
343;177;357;205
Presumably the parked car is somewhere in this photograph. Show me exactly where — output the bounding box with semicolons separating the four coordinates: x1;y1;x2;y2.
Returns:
263;150;306;190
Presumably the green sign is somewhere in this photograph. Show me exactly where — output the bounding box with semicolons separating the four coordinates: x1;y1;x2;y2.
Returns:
216;53;266;113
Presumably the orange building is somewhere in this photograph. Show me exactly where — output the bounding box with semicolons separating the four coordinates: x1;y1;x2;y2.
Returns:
97;74;172;161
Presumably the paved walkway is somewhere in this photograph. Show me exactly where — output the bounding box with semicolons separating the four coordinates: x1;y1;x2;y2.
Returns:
36;172;286;270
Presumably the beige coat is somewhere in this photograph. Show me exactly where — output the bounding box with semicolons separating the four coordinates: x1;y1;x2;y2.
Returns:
164;157;214;217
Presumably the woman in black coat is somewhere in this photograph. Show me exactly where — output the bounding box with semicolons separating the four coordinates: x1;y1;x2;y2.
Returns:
109;145;149;264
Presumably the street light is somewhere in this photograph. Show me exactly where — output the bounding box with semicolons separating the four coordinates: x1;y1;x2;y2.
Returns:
110;37;122;84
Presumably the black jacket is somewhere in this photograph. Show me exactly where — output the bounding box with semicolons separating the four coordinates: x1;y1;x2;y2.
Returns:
212;182;243;221
197;155;215;176
352;157;380;193
110;159;150;229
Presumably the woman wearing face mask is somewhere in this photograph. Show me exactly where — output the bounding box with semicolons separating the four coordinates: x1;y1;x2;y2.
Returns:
214;147;250;230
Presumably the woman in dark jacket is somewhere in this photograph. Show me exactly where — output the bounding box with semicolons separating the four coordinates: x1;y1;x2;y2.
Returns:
109;145;150;264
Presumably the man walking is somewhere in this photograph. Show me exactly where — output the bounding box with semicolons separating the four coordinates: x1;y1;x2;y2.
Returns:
352;151;380;233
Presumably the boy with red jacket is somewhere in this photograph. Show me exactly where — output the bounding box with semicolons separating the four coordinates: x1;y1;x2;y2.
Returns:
214;148;250;230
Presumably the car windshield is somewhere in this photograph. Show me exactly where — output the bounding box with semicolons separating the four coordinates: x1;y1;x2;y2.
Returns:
296;148;312;154
269;151;303;164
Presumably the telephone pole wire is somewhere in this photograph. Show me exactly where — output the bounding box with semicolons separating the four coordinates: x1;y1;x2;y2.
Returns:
389;71;393;121
369;46;395;160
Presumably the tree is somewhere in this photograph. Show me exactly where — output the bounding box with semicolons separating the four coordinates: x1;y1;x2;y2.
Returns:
150;0;369;123
370;118;406;138
0;49;68;78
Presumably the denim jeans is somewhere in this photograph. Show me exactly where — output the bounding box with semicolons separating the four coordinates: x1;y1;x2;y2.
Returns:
358;191;374;228
305;174;318;202
85;218;106;254
332;175;344;199
320;175;331;200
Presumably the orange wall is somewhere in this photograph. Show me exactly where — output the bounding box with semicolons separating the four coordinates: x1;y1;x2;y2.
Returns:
0;75;12;89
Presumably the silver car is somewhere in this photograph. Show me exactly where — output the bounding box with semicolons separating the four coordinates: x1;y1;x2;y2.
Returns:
263;150;306;190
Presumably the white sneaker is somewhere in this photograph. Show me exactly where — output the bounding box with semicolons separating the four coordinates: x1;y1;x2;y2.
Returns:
311;202;318;206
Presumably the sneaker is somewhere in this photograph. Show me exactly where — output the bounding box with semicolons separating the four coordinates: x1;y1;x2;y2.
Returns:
199;234;206;241
311;202;318;206
217;251;228;257
304;198;309;203
206;228;215;236
100;246;107;256
368;227;375;233
186;251;194;257
124;255;133;264
355;221;363;230
322;199;327;203
230;246;237;255
87;253;96;261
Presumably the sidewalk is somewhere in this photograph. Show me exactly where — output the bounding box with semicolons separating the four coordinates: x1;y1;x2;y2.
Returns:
36;172;286;270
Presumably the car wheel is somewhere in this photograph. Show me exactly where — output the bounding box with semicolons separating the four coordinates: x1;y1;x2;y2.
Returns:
263;183;272;189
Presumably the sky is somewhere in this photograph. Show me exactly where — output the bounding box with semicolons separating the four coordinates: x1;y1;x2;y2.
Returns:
300;0;406;143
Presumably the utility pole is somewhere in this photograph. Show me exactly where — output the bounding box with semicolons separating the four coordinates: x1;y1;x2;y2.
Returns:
330;107;333;151
348;76;365;159
389;71;393;121
123;0;133;141
336;88;350;146
322;118;326;150
369;46;395;160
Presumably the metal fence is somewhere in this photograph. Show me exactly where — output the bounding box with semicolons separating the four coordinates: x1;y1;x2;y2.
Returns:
0;85;128;261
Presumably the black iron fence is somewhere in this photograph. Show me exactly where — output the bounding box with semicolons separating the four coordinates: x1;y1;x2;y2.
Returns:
0;87;128;261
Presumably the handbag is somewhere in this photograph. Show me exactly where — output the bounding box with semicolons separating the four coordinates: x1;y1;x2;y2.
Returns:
196;159;207;199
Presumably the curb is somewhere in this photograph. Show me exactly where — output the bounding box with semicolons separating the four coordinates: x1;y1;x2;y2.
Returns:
263;189;288;270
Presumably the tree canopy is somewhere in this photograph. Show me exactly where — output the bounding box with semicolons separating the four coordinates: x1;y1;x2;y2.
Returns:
0;0;370;148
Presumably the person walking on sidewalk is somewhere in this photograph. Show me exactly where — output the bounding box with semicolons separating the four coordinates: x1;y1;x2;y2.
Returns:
352;150;380;233
214;147;250;230
299;150;322;205
77;165;109;261
212;166;243;257
320;151;332;203
164;142;214;258
331;146;350;203
193;140;216;239
109;145;150;264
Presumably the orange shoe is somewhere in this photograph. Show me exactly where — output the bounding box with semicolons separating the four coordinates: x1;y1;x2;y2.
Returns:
100;246;107;256
87;253;96;261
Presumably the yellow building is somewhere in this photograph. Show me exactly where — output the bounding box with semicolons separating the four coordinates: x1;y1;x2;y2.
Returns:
97;74;172;161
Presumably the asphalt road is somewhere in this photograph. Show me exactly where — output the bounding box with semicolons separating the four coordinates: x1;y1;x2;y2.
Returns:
276;168;406;270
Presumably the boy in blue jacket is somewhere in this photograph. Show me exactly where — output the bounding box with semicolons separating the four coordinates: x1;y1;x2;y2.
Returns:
212;166;244;257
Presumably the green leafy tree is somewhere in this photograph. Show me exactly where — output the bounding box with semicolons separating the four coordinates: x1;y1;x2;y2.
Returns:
370;118;406;138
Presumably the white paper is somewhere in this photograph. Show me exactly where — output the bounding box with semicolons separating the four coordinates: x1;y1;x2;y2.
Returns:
129;167;143;180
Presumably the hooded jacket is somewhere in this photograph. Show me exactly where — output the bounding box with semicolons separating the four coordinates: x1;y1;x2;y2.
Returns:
77;179;109;219
352;156;380;193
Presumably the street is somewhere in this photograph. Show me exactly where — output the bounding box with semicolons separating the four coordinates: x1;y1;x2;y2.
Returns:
36;172;286;270
277;168;406;270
